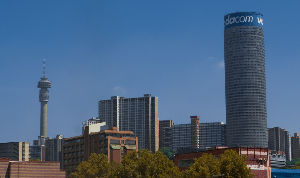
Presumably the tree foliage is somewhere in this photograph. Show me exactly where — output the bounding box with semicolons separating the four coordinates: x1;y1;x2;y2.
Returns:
71;150;181;178
70;153;113;178
184;153;220;178
159;147;176;160
219;150;253;178
70;149;252;178
117;150;181;178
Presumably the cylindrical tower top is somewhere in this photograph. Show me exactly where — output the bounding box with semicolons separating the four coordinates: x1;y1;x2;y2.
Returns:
224;12;263;29
38;77;51;102
38;77;51;89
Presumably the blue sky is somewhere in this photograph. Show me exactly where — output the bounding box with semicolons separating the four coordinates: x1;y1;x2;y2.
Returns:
0;0;299;142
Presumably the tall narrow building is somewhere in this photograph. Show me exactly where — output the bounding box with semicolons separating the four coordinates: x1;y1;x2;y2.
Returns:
99;94;159;152
37;61;51;160
159;120;174;149
291;133;300;160
224;12;268;147
268;127;292;161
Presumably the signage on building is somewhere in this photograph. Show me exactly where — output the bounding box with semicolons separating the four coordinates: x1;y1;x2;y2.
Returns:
224;12;263;29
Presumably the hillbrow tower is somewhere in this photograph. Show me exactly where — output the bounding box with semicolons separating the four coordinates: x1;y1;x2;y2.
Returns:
224;12;267;147
37;61;51;158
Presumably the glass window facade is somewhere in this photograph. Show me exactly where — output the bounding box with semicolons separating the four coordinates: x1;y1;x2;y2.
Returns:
224;12;268;148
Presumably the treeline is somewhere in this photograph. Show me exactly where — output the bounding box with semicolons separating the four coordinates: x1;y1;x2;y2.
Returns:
70;149;253;178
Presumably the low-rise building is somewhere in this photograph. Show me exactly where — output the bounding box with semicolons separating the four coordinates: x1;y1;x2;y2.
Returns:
270;151;286;168
0;158;65;178
82;117;107;134
0;142;29;161
62;127;138;175
174;147;271;178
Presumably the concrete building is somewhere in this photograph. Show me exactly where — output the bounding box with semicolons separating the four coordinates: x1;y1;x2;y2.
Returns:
0;158;65;178
62;127;138;175
82;117;107;134
224;12;268;148
268;127;292;161
30;135;63;165
159;120;174;149
199;122;225;149
170;124;192;151
0;142;29;161
162;116;225;152
191;116;200;149
291;133;300;160
30;140;41;161
99;94;159;152
45;135;63;167
174;147;271;178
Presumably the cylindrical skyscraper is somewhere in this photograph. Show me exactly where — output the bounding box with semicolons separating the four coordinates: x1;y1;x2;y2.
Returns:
224;12;267;148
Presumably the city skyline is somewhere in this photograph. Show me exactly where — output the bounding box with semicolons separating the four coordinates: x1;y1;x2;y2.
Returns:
0;0;300;142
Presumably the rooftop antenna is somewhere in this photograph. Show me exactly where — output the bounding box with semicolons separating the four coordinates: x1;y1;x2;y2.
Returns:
42;59;46;78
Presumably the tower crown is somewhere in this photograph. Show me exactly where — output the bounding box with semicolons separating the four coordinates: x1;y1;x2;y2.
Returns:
38;60;51;102
38;77;51;89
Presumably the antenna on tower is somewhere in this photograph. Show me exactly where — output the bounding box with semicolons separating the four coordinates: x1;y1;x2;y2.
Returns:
42;59;46;78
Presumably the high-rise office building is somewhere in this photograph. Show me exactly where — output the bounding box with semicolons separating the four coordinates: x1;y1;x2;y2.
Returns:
159;120;174;149
224;12;267;147
199;122;226;149
30;136;63;164
99;94;159;152
30;140;41;161
291;133;300;160
268;127;292;161
163;117;225;152
0;142;29;161
170;124;192;151
45;135;63;167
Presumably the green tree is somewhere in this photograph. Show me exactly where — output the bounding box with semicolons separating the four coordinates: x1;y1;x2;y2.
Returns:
219;149;253;178
70;153;112;178
184;153;220;178
159;147;176;160
116;151;140;178
117;150;181;178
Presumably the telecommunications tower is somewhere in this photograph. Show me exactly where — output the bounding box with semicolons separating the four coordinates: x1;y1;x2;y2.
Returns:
37;60;51;160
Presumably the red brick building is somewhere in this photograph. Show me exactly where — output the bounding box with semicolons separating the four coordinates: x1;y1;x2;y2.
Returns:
0;158;65;178
174;147;271;178
62;127;138;175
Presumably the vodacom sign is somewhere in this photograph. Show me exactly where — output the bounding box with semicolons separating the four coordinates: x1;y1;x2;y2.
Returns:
224;13;263;28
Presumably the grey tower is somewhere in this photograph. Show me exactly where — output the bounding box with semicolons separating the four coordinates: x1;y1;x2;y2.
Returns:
224;12;267;147
37;61;51;160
